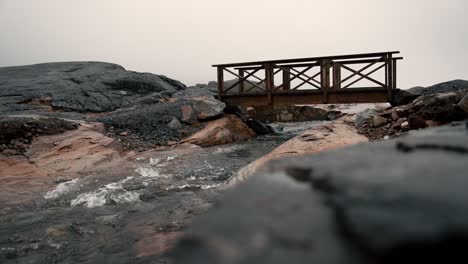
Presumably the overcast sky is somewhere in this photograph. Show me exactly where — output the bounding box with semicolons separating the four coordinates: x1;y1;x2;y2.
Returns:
1;0;467;88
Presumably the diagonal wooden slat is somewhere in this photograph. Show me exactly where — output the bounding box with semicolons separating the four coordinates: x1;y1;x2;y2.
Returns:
290;67;321;85
341;63;386;88
275;65;314;90
338;56;384;87
291;71;321;90
223;68;263;93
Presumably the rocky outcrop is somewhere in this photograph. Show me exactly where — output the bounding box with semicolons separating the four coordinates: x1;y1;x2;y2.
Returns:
0;62;185;114
228;119;368;185
392;79;468;106
168;121;468;263
180;115;255;147
408;79;468;96
357;90;468;140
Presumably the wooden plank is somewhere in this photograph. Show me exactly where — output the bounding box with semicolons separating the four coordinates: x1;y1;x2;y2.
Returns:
222;89;389;106
213;51;400;68
233;58;403;71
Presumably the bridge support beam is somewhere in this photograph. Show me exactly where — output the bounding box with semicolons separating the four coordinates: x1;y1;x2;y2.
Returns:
282;67;291;90
320;59;330;103
265;64;274;105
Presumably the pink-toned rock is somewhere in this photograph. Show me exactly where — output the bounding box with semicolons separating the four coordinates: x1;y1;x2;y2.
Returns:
227;120;368;186
0;124;124;207
180;115;255;147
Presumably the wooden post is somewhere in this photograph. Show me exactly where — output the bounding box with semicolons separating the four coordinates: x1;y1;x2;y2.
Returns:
320;59;330;103
217;67;224;101
265;64;274;105
283;67;291;90
386;54;393;101
333;62;341;90
238;69;245;94
392;59;397;90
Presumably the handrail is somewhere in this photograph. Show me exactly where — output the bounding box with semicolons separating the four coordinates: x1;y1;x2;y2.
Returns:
212;51;400;68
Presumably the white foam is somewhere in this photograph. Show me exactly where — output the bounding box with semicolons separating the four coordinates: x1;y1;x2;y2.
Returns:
44;179;79;200
70;177;140;208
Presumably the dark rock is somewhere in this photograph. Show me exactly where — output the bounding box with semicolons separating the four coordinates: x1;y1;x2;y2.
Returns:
0;62;186;114
191;97;226;120
168;117;182;130
458;93;468;113
372;116;388;128
180;105;198;124
408;79;468;96
408;115;428;129
98;100;200;150
0;115;78;149
391;89;420;106
169;122;468;263
355;109;378;127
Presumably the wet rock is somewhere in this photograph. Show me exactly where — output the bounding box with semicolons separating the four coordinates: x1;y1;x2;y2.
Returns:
0;115;78;146
0;62;185;114
372;116;388;128
181;105;198;124
458;93;468;113
98;100;200;150
355;109;378;127
392;89;420;106
408;115;428;129
180;115;255;147
408;79;468;96
168;117;182;130
191;97;226;120
170;122;468;263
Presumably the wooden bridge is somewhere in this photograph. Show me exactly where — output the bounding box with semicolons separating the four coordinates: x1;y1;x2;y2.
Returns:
213;51;402;106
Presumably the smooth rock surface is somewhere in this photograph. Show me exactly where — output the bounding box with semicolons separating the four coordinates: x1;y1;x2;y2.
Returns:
169;121;468;263
0;62;185;114
191;97;226;120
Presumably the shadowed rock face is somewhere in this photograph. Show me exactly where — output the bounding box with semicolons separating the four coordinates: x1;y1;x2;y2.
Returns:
0;62;186;113
168;121;468;264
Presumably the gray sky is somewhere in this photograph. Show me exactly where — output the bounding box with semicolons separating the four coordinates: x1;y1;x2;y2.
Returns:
1;0;467;88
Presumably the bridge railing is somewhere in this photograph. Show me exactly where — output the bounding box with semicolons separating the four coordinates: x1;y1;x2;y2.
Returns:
212;51;402;105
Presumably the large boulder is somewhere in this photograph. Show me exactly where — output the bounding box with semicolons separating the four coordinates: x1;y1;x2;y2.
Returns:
180;115;255;147
0;62;186;114
191;97;226;120
168;121;468;263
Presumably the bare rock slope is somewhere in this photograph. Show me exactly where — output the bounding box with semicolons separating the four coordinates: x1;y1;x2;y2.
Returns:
0;62;186;114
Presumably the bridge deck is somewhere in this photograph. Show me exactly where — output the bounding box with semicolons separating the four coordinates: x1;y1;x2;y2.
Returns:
213;51;402;106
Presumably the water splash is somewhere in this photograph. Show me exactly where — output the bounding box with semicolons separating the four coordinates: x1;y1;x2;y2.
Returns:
44;179;79;200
